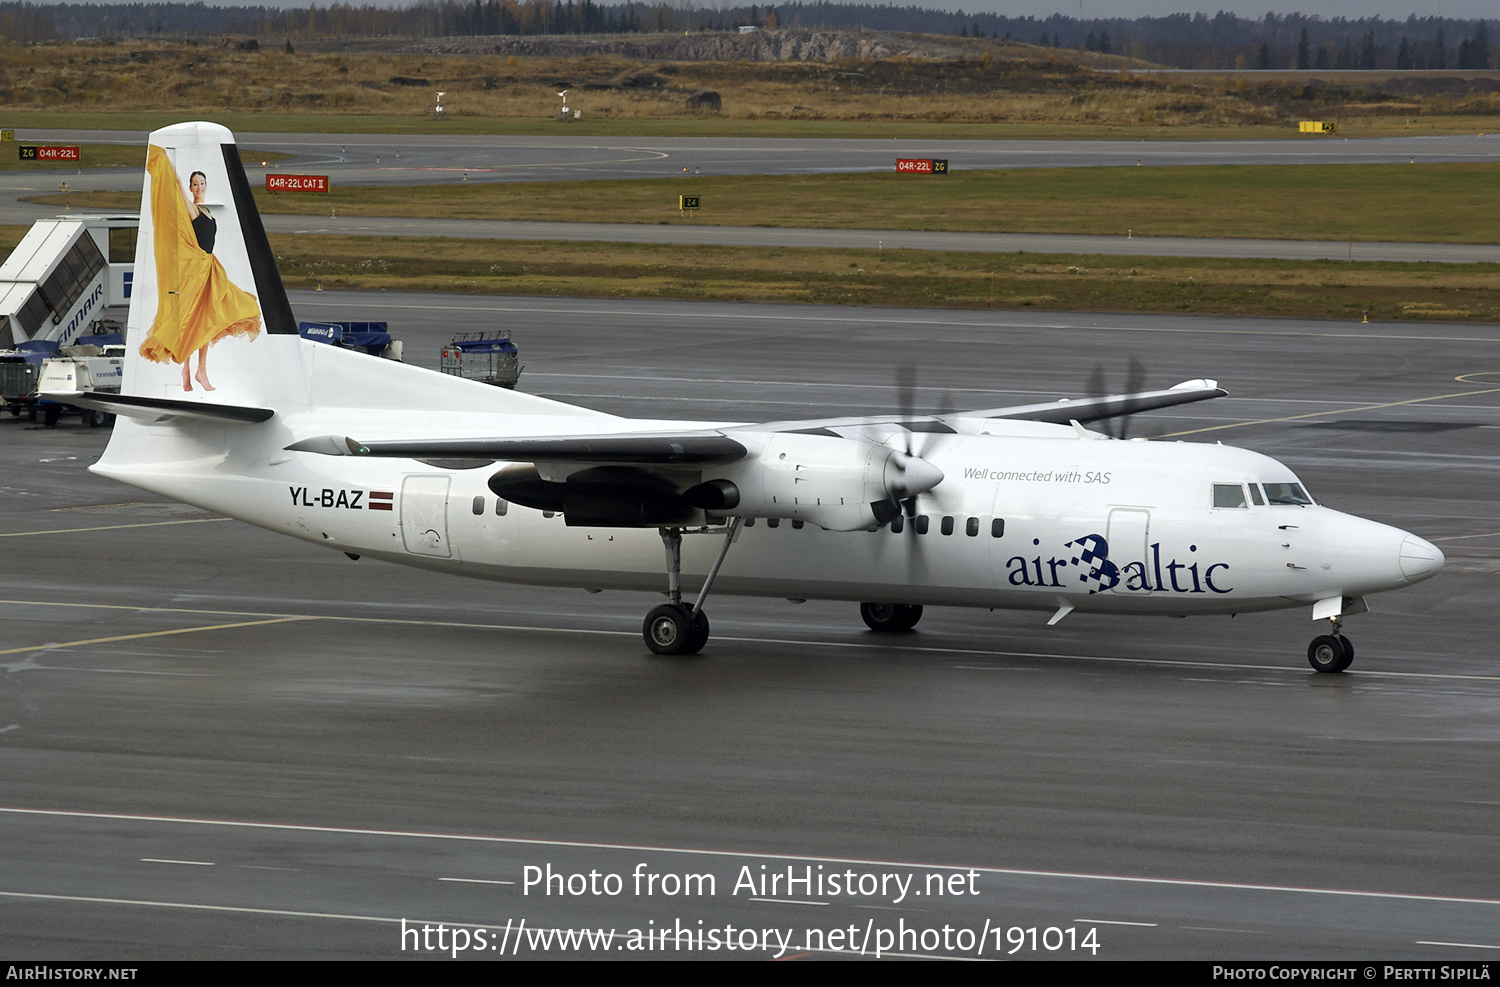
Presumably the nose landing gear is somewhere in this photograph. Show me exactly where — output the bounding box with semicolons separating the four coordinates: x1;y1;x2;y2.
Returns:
1307;616;1354;673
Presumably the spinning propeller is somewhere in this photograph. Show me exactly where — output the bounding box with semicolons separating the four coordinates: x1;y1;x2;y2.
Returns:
875;365;946;526
1085;356;1150;439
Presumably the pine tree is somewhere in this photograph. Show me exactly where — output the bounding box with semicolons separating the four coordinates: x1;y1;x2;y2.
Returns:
1297;28;1310;69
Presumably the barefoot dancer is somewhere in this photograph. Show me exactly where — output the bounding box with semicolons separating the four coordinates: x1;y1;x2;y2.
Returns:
137;147;260;391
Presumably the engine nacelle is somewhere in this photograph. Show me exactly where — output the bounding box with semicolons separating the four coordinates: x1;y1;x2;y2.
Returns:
709;432;909;531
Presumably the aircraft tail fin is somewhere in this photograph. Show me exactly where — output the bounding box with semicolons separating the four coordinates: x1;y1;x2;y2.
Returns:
110;121;302;410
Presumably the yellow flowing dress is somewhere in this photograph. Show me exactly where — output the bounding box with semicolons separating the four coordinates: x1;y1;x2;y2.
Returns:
138;145;261;365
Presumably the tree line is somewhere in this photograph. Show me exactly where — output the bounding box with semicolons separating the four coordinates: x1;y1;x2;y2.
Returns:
0;1;1493;71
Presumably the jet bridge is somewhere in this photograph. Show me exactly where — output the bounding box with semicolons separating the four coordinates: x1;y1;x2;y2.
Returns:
0;215;136;417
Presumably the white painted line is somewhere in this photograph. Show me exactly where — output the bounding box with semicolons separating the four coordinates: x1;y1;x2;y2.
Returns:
750;897;828;906
0;890;965;960
6;597;1499;683
3;807;1475;909
439;877;515;885
325;299;1500;344
1;890;493;930
1416;941;1500;950
140;858;214;866
1076;918;1158;927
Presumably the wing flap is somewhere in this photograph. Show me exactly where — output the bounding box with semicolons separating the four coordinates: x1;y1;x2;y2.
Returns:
287;432;747;465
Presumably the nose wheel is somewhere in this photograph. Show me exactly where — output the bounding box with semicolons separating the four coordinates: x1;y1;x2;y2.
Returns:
1307;632;1354;673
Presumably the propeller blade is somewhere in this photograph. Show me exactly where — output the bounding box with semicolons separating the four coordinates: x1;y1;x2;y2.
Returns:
1119;356;1147;440
895;363;917;457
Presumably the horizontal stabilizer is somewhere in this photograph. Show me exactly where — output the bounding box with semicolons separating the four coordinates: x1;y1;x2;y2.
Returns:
287;432;748;465
50;390;273;425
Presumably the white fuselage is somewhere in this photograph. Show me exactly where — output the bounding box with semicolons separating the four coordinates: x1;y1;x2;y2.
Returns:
92;338;1441;619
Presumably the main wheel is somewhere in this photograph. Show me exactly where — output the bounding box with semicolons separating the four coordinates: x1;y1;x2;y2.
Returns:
644;604;707;656
1308;634;1353;673
685;609;710;654
42;403;60;427
860;602;924;632
86;409;108;428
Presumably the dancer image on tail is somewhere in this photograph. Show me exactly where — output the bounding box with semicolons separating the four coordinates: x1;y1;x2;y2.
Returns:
137;146;261;391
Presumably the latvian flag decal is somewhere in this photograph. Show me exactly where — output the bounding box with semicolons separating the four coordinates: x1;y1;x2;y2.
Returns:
369;491;394;512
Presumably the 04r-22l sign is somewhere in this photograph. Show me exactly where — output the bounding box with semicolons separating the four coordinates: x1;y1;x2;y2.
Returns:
266;174;330;192
895;158;948;175
18;145;80;161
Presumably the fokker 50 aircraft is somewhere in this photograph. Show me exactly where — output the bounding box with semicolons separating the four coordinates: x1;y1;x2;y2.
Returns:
49;122;1445;673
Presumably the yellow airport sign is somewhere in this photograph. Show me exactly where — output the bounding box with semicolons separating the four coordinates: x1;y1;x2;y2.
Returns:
1298;121;1337;134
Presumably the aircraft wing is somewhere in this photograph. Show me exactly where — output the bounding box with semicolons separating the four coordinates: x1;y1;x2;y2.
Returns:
738;378;1227;434
970;378;1227;424
287;431;747;464
285;379;1225;461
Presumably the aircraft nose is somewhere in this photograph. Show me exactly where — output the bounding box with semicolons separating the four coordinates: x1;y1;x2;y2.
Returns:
1399;534;1444;583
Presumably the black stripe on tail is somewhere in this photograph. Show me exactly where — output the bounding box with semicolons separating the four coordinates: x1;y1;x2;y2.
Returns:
222;143;297;334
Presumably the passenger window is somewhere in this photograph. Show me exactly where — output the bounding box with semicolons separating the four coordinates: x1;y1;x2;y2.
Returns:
494;497;508;516
991;518;1005;538
940;516;954;536
472;495;485;516
1248;484;1264;506
791;520;804;529
767;517;781;528
744;517;755;527
1264;482;1313;506
915;515;930;535
891;515;904;534
1213;483;1248;509
542;510;555;518
966;517;979;537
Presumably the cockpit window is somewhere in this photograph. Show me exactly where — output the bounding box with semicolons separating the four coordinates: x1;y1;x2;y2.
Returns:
1263;482;1312;506
1248;483;1265;506
1213;483;1248;509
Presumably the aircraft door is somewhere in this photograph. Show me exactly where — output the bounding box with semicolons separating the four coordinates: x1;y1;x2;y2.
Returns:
401;474;452;558
1106;508;1151;595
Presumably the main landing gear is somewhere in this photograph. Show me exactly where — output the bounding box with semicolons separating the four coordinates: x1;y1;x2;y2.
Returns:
859;602;923;632
643;519;743;656
1307;615;1355;673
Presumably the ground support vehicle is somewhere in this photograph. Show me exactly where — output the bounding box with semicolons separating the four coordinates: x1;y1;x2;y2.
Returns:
441;331;522;389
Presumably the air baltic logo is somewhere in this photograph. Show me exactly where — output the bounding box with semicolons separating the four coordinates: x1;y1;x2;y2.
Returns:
1005;533;1232;595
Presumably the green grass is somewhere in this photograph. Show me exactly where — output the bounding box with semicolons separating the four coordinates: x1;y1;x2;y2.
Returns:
266;235;1499;322
3;110;1495;141
2;224;1490;319
36;163;1500;244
